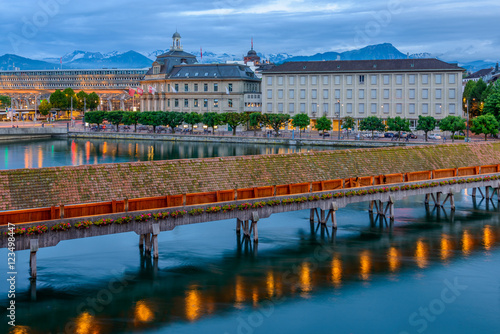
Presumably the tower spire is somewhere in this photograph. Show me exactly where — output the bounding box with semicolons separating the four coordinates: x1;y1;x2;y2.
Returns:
251;37;253;50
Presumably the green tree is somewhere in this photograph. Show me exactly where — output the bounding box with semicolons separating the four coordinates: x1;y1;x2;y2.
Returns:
49;90;68;110
291;113;310;138
38;100;52;116
483;82;500;122
416;115;437;142
163;111;185;133
87;92;100;110
463;79;488;117
342;116;356;139
184;112;202;131
314;116;332;136
222;112;249;136
359;116;385;140
249;112;264;136
138;111;163;133
387;116;411;141
63;87;76;111
105;111;124;132
264;114;290;137
471;114;499;141
439;115;466;142
76;91;89;111
122;111;140;132
0;95;11;108
84;111;106;130
202;112;223;134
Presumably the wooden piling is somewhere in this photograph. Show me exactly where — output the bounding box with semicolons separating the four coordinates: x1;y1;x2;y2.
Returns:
472;188;477;197
139;234;145;249
236;219;242;234
310;209;315;222
30;239;38;279
450;192;455;211
425;194;430;205
152;224;160;259
368;201;374;213
252;221;258;243
145;233;152;253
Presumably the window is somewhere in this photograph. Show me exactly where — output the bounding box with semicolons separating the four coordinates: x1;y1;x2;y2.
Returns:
300;103;306;112
323;89;328;99
184;83;189;92
289;89;295;99
174;99;179;107
175;84;179;92
449;103;456;114
335;76;340;85
409;89;415;99
214;99;219;107
267;89;272;99
422;103;428;114
383;103;389;113
396;89;402;99
311;89;317;99
153;66;160;75
214;83;218;92
346;76;352;85
384;89;390;99
194;83;198;92
278;76;283;85
311;103;317;113
371;103;377;114
396;103;402;114
436;104;442;114
167;99;170;107
267;103;272;112
289;76;295;85
300;89;306;99
184;99;189;107
409;103;415;114
278;89;283;99
359;75;365;84
422;89;429;99
371;89;377;99
449;89;456;99
396;75;402;85
383;75;390;84
278;103;283;113
335;89;341;99
347;89;353;99
194;99;199;107
204;83;208;92
228;83;233;92
422;74;429;84
359;103;365;113
435;74;442;84
300;76;306;85
371;75;377;85
203;99;208;108
267;77;272;85
449;74;456;84
359;89;365;99
311;76;317;85
289;103;295;113
323;103;329;114
409;75;415;84
436;89;442;99
323;76;329;85
346;103;353;113
228;99;233;108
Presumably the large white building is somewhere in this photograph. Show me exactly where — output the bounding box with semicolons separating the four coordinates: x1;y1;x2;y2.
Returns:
262;59;465;129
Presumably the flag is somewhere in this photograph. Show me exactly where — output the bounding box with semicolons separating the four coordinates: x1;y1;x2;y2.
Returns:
170;85;177;93
148;85;156;95
226;86;230;95
60;57;62;65
137;87;144;96
128;88;136;97
200;47;203;62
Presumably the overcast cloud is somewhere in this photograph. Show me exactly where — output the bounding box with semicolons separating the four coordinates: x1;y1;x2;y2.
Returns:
0;0;498;62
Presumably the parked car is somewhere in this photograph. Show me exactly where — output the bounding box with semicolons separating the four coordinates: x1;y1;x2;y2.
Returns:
384;132;395;138
428;134;442;140
408;133;418;139
394;132;408;138
319;132;330;137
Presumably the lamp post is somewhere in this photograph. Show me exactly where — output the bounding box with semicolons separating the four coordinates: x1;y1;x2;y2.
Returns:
466;99;470;142
337;99;341;140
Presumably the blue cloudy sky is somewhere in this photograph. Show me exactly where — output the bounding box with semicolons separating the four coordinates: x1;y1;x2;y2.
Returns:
0;0;499;62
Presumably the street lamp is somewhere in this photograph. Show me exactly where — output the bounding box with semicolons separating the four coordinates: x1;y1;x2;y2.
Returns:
336;99;341;140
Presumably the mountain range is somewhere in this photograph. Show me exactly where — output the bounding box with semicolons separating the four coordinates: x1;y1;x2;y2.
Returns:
0;43;495;73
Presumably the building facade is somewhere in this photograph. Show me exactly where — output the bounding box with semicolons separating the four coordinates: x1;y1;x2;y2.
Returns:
262;59;465;129
0;68;147;111
140;32;262;113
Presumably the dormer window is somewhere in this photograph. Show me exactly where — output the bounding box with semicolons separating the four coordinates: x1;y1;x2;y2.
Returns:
153;66;160;75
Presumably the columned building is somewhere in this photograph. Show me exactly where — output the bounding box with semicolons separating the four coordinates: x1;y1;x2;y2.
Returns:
140;32;262;113
262;59;465;129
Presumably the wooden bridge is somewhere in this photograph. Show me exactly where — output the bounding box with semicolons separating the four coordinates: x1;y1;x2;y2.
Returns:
2;142;500;279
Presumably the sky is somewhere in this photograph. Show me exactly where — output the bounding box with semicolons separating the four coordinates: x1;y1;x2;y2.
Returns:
0;0;499;62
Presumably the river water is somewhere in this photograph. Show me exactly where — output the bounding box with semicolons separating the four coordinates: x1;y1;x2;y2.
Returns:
1;138;500;334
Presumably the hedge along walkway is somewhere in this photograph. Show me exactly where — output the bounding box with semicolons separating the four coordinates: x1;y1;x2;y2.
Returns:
0;142;499;211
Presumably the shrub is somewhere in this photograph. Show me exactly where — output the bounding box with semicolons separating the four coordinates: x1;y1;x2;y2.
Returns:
188;208;205;216
75;221;93;229
115;216;132;224
153;212;169;220
205;206;221;213
135;213;152;222
308;195;320;201
94;218;113;226
170;210;187;218
51;222;71;231
252;201;266;208
266;200;280;206
27;225;48;235
222;204;237;212
237;203;252;211
321;193;333;200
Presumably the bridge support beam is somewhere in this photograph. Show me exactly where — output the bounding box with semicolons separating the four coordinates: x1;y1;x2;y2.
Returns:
152;224;160;259
472;188;477;198
369;201;374;213
425;194;430;205
30;239;39;279
144;233;152;254
139;234;145;249
310;209;315;222
236;218;242;234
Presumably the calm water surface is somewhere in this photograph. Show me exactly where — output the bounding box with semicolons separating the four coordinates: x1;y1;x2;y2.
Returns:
0;139;499;334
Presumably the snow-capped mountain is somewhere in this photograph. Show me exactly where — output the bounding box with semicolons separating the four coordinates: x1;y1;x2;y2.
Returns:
43;50;125;64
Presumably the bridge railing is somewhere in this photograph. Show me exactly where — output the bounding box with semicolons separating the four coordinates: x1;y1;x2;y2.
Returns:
1;163;499;225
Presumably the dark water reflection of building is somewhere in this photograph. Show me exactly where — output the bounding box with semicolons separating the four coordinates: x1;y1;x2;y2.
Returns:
7;202;500;334
0;138;334;170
